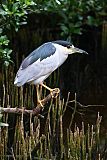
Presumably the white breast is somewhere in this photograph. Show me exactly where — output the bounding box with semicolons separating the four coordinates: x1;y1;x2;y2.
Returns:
52;43;68;67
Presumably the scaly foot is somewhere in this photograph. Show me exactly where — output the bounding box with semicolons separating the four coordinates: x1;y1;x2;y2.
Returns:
50;88;60;98
40;83;60;98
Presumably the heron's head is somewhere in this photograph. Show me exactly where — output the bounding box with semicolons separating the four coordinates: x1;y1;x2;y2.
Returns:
53;40;88;55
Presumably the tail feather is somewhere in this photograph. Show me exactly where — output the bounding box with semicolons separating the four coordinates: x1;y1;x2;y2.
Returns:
14;76;26;86
14;70;28;86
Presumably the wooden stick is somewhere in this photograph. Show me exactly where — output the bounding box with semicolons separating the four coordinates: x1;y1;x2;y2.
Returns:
1;89;60;117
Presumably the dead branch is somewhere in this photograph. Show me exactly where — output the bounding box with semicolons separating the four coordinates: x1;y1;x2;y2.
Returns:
1;89;60;117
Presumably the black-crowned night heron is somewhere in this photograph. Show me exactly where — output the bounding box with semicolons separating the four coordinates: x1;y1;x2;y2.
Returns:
14;40;88;104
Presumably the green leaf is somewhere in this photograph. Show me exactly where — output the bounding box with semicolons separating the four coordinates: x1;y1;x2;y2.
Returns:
60;25;69;34
86;16;100;27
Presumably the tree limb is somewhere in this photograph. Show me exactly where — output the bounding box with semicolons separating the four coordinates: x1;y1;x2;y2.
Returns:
1;89;59;117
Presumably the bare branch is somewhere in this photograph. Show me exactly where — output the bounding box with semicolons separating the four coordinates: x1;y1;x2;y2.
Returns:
1;89;60;117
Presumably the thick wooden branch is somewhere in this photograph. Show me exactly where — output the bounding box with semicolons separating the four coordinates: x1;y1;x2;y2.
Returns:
1;89;60;117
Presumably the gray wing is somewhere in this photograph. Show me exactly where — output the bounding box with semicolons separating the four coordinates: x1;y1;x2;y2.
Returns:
14;42;57;86
21;42;56;69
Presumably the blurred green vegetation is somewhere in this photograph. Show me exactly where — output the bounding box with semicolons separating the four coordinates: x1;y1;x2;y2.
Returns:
0;0;106;66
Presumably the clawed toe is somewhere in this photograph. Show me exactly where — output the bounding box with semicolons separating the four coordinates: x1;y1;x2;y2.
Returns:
50;88;60;98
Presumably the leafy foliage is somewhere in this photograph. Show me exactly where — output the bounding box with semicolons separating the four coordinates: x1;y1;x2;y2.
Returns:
0;34;12;66
0;0;35;66
0;0;35;31
0;0;106;66
42;0;106;37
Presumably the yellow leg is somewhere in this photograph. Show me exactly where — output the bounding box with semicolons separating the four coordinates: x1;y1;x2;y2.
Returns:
40;83;60;98
40;83;53;92
36;85;43;107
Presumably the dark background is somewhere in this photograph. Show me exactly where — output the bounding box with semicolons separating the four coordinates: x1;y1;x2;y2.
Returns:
0;13;107;153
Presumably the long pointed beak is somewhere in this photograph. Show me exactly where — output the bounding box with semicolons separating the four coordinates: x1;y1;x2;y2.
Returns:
69;47;88;55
